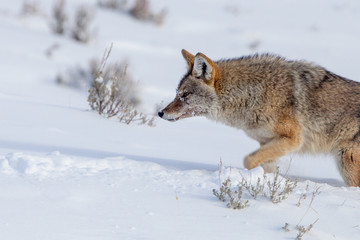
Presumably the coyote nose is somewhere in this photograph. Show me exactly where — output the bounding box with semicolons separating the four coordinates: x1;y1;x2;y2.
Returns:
158;111;164;118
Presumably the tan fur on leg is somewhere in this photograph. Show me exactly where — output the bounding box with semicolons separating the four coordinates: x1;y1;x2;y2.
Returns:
337;145;360;187
244;117;302;170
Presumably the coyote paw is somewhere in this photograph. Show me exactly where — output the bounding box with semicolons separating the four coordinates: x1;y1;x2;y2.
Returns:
244;154;278;173
243;156;258;170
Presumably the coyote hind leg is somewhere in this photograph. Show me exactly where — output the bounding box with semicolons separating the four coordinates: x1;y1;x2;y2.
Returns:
336;144;360;187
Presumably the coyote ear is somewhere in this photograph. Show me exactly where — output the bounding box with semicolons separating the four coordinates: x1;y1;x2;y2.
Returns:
181;49;195;71
193;52;218;84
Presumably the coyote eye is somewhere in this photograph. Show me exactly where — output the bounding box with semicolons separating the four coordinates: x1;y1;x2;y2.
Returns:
179;91;191;102
181;91;190;98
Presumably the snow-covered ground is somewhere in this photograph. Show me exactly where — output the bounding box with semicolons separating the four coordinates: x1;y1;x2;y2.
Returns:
0;0;360;239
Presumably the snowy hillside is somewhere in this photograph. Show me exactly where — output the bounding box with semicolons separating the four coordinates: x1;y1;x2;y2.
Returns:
0;0;360;239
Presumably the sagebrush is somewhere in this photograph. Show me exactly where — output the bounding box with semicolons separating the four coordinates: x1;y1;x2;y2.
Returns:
57;58;139;97
97;0;127;10
88;45;155;126
71;5;96;43
49;0;95;43
50;0;67;35
129;0;166;25
282;219;319;240
213;167;297;209
296;219;318;240
98;0;166;25
21;0;40;16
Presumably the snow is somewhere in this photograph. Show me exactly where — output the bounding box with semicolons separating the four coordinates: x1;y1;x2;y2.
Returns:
0;0;360;239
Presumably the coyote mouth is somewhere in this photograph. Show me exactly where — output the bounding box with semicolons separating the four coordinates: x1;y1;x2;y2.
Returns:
160;115;182;122
159;108;206;122
170;110;205;122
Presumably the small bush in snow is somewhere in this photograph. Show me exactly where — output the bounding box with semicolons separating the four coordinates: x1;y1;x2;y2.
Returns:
45;43;61;58
226;185;250;210
97;0;166;26
97;0;127;10
56;59;97;89
50;0;67;35
283;219;318;240
87;45;155;126
282;223;290;232
281;185;321;239
296;183;309;207
56;54;139;105
213;167;297;209
49;1;95;43
88;63;134;117
267;167;297;204
129;0;149;19
21;0;40;16
71;5;96;43
213;179;249;209
242;176;266;200
213;179;229;202
296;219;318;240
57;52;138;98
129;0;166;26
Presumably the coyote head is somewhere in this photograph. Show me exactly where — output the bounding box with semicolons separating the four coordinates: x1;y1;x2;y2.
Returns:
158;49;219;121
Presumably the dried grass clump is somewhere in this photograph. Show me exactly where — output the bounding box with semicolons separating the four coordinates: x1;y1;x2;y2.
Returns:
213;167;298;209
213;179;249;209
56;59;97;89
88;45;155;126
296;219;318;240
97;0;127;10
49;0;95;43
266;167;297;204
97;0;166;25
21;0;40;16
282;219;319;240
71;5;96;43
50;0;67;35
57;56;139;105
129;0;166;25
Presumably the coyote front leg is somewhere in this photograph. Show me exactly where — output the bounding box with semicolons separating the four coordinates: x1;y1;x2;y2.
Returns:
244;118;303;171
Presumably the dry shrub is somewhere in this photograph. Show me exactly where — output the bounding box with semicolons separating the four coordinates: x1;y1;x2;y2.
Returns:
21;0;40;16
129;0;166;25
213;179;249;209
71;5;96;43
129;0;149;19
296;219;318;240
88;45;155;126
266;167;297;204
88;62;139;116
49;1;95;43
213;167;298;209
57;57;139;108
97;0;165;25
51;0;67;35
45;43;61;58
56;60;96;89
97;0;127;10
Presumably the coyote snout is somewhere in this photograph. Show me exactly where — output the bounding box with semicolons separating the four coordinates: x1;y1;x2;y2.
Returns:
158;94;199;121
159;49;360;187
159;86;213;122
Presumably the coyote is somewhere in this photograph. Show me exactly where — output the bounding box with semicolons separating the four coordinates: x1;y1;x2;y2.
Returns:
158;49;360;187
